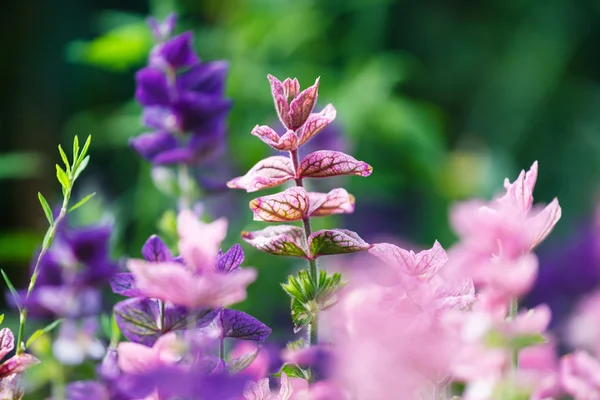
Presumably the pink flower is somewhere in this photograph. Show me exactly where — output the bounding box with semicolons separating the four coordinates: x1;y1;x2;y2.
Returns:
567;289;600;357
243;372;292;400
128;209;257;308
117;332;180;374
560;351;600;399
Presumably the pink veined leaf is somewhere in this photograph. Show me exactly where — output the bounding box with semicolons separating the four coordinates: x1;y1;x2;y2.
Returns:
250;187;309;222
250;125;299;151
308;229;371;259
0;328;14;360
242;225;308;258
308;189;355;217
297;104;336;147
282;78;300;99
0;353;40;378
369;241;448;280
268;74;292;129
227;156;295;193
288;77;320;131
298;150;372;179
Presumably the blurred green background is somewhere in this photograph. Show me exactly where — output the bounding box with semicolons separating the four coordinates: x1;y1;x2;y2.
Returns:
1;0;600;394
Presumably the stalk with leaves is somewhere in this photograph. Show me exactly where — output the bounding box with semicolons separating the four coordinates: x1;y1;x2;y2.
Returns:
228;75;373;372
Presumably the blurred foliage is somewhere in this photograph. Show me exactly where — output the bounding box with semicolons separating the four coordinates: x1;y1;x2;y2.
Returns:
3;0;600;396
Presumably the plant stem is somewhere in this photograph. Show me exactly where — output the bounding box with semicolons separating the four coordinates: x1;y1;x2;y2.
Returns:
289;150;319;348
219;336;225;361
16;189;71;355
159;299;166;331
509;297;519;370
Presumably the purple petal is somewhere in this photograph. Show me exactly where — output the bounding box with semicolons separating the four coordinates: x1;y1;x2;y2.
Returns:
0;354;40;378
130;131;178;161
288;77;320;130
147;13;177;42
308;229;371;259
177;61;228;96
171;93;231;133
227;156;295;193
66;381;109;400
249;187;309;222
308;189;355;217
142;107;179;132
0;329;14;360
113;298;161;346
141;235;173;262
217;309;271;342
298;104;336;146
135;67;170;106
110;273;142;298
150;31;199;70
298;150;372;179
242;225;309;258
163;304;217;332
216;244;244;274
152;147;195;165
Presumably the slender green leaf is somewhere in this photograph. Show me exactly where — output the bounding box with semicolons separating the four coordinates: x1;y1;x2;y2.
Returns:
73;155;90;181
77;135;92;166
56;165;70;189
42;227;54;250
72;136;80;165
0;314;4;325
57;145;70;173
37;193;54;226
68;192;96;213
25;319;63;348
1;270;21;311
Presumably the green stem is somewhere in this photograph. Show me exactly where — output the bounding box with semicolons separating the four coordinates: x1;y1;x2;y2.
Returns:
219;336;225;361
16;190;71;355
509;297;519;370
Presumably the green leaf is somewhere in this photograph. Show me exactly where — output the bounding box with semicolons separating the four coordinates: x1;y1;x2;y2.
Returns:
78;135;92;166
290;298;315;333
273;363;309;380
26;319;63;348
68;192;96;213
57;145;70;174
228;347;259;374
285;338;305;351
56;165;70;189
41;227;54;250
73;155;90;181
0;314;5;325
37;192;54;226
72;135;80;165
308;229;371;259
1;270;21;311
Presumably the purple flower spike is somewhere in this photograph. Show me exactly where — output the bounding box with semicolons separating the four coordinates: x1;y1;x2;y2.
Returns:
298;150;373;179
227;156;295;192
135;67;170;106
141;235;173;262
242;226;308;258
216;244;244;274
268;75;320;131
217;309;272;342
129;131;178;163
178;61;228;96
308;229;371;259
147;13;177;42
149;31;199;70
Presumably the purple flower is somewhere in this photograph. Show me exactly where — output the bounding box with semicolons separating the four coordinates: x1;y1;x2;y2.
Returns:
131;15;231;167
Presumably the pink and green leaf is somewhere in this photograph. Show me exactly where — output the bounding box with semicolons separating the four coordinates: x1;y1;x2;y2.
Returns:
250;187;309;222
297;104;336;146
267;74;292;129
227;156;295;193
298;150;372;179
308;189;355;217
250;125;299;151
308;229;371;258
242;225;308;258
289;77;320;130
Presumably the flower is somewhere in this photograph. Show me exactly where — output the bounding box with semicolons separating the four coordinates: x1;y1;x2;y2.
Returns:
131;15;231;166
0;328;40;398
243;372;293;400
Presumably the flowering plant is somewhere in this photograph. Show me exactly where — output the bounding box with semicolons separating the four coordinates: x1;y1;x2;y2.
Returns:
4;12;600;400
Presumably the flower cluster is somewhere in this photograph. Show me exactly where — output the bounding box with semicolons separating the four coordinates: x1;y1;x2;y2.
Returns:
131;14;231;166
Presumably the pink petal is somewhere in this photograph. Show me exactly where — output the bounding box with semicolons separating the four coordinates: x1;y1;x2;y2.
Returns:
250;187;309;222
561;351;600;397
242;225;308;258
413;240;448;279
278;372;293;400
267;74;292;129
298;104;336;147
193;269;258;308
526;198;562;250
282;78;300;99
506;304;552;336
227;156;295;193
177;209;227;272
370;242;447;280
243;377;271;400
298;150;372;179
308;229;371;258
308;188;355;217
128;259;197;307
0;353;40;378
288;77;320;130
117;341;160;374
0;328;14;360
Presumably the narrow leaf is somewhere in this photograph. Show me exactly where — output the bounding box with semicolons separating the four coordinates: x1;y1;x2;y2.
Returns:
58;145;70;173
68;192;96;213
308;229;371;259
25;319;63;348
72;135;80;165
1;270;21;311
42;227;54;250
56;165;70;189
242;225;308;258
73;155;90;181
0;314;4;325
38;192;54;225
78;135;92;165
227;156;295;193
298;150;372;179
249;187;309;222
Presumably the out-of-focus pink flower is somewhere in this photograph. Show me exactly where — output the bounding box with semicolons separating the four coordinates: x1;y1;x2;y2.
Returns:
243;372;292;400
519;341;562;400
292;381;345;400
560;351;600;399
567;289;600;357
117;332;180;374
177;209;227;273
